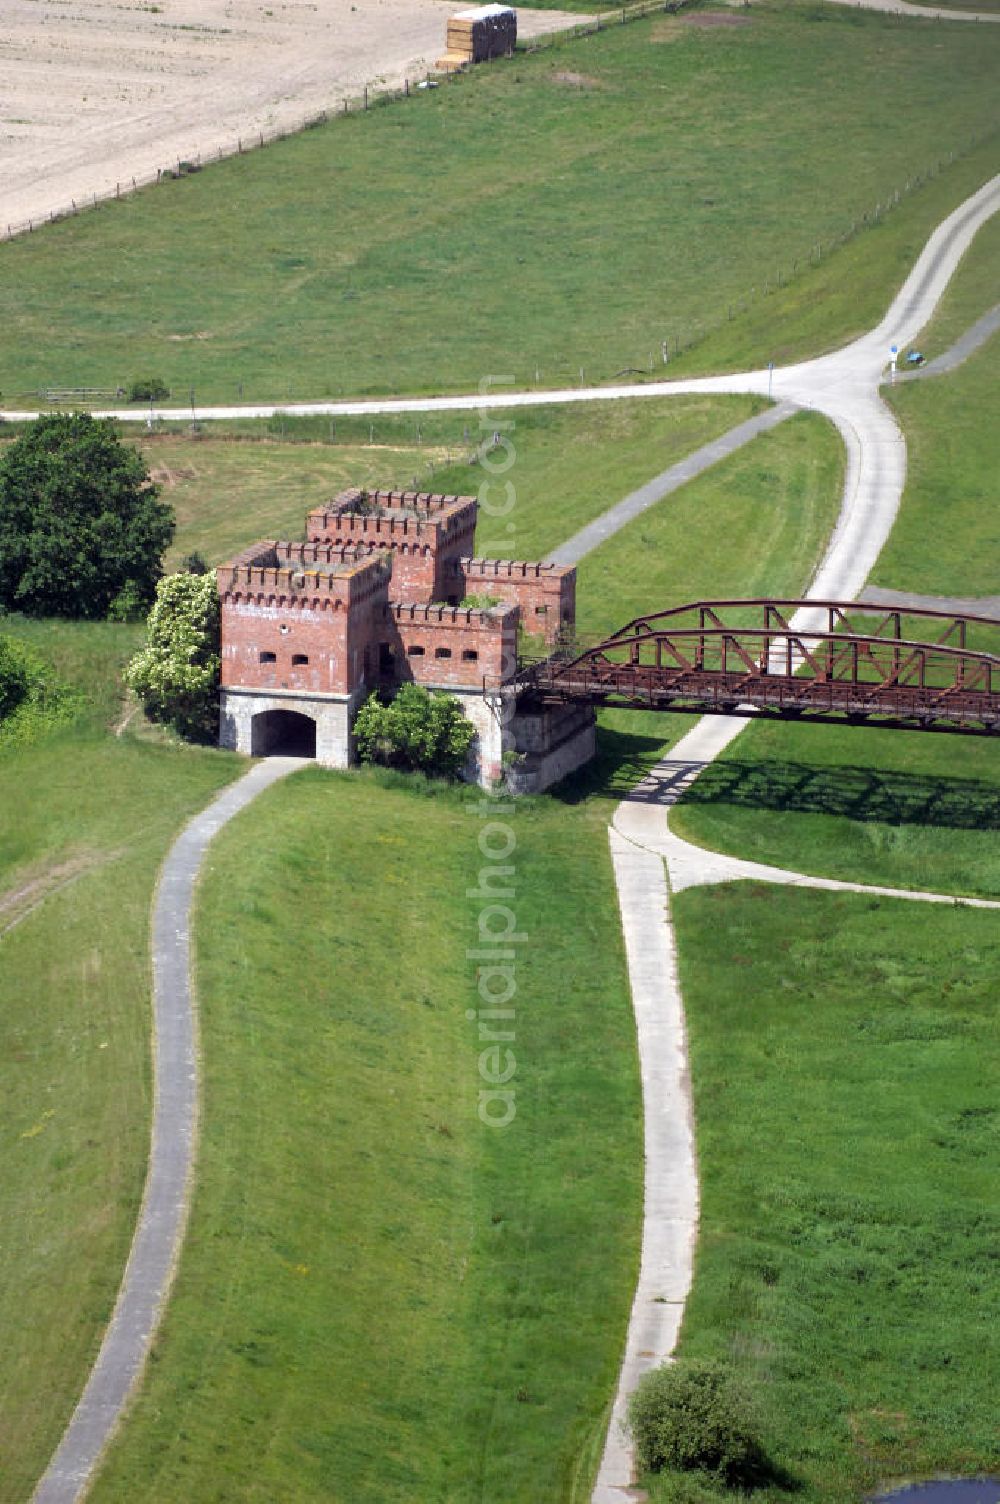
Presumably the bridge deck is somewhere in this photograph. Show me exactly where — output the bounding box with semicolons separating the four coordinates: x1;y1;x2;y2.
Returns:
511;599;1000;735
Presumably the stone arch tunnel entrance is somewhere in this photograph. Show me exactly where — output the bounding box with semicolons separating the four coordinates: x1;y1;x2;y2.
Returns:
251;709;317;759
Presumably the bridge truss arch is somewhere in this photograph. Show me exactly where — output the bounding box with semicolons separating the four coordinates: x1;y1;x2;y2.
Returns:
515;599;1000;735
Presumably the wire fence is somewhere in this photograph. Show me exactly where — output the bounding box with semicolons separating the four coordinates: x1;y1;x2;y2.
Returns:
2;0;996;406
640;121;1000;370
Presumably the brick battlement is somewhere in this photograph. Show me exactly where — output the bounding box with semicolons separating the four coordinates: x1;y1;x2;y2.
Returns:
450;557;573;582
217;540;390;611
309;488;477;540
385;599;518;690
307;488;477;601
328;487;474;522
216;479;591;785
445;556;577;645
388;601;517;629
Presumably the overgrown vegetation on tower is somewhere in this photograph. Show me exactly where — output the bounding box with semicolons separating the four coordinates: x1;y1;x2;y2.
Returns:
126;571;221;741
353;683;476;778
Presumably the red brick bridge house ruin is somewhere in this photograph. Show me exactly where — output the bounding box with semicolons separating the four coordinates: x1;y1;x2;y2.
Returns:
217;487;595;790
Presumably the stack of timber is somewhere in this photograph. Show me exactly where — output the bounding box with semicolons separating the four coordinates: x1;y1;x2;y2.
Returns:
437;4;517;72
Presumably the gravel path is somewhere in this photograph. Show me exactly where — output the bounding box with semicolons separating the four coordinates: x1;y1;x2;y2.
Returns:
31;757;302;1504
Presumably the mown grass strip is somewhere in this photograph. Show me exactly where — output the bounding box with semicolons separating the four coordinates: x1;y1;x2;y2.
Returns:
875;334;1000;598
0;621;240;1501
574;410;844;638
408;393;765;562
85;769;640;1503
672;250;1000;896
645;883;1000;1503
2;3;999;402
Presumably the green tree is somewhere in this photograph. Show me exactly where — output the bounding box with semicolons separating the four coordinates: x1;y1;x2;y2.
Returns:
0;636;30;721
627;1360;762;1486
125;572;220;741
0;413;174;618
353;683;475;778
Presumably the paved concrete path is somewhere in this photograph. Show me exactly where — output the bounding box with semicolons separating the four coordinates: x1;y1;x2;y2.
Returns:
549;403;798;567
27;73;1000;1504
615;754;1000;906
859;584;1000;616
32;757;301;1504
824;0;1000;20
591;172;1000;1504
894;302;1000;381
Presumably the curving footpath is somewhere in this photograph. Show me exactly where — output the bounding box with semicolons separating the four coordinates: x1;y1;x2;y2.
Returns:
30;176;1000;1504
32;757;302;1504
590;176;1000;1501
895;302;1000;380
26;32;1000;1504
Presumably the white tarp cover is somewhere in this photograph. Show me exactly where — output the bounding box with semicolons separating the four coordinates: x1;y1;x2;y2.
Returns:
454;6;515;19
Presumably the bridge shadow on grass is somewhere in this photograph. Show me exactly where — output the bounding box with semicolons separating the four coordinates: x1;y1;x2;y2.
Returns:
553;723;681;805
676;759;1000;832
553;728;1000;834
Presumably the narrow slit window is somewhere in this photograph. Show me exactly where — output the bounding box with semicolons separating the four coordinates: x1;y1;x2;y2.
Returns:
259;650;277;664
291;653;309;666
407;644;425;657
462;649;479;662
434;647;452;660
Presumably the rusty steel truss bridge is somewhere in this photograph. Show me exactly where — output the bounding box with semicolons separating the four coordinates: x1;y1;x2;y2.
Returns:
513;599;1000;735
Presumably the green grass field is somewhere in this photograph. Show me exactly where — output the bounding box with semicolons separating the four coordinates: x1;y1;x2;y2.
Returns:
0;620;239;1502
0;397;761;614
672;214;1000;896
671;715;1000;897
149;395;765;570
641;883;1000;1503
87;768;640;1503
0;390;844;1501
2;2;999;403
573;411;843;639
406;393;763;561
0;396;762;574
671;131;1000;380
145;433;439;568
876;333;1000;597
